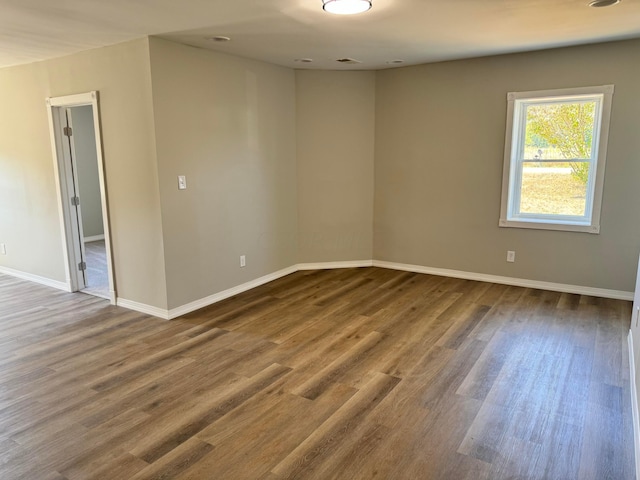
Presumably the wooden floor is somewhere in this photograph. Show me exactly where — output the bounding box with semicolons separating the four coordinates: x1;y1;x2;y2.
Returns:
0;268;634;479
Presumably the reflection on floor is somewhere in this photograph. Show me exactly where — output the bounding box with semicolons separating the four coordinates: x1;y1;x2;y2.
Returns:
82;239;109;299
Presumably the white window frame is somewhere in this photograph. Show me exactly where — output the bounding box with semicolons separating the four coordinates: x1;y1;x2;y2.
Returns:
499;85;614;234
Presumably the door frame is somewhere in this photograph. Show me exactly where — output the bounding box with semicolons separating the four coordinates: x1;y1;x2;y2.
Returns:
46;91;117;304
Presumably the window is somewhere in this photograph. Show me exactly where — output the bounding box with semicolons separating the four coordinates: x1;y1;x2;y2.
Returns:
499;85;614;233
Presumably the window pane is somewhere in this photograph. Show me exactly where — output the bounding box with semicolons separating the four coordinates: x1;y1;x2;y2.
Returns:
523;101;596;161
519;162;589;216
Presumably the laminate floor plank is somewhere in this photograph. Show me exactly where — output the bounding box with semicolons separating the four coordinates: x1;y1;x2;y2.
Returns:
0;268;634;479
182;383;357;479
272;371;400;479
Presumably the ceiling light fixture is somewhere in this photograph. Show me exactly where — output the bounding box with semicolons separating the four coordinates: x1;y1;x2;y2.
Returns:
322;0;372;15
207;36;231;42
588;0;620;6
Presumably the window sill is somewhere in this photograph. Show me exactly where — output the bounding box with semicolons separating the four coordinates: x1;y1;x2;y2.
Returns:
499;218;600;234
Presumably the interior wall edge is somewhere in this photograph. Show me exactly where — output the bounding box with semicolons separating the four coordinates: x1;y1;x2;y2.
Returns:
297;260;373;270
116;297;170;320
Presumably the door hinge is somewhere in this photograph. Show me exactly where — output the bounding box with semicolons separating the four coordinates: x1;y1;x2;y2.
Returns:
63;126;73;137
71;196;80;206
78;261;87;271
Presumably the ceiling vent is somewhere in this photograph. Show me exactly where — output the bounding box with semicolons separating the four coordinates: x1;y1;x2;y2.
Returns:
336;58;362;64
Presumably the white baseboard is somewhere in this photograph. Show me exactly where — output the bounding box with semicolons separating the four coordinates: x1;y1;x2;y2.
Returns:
629;330;640;480
0;265;71;292
116;266;300;320
166;265;298;319
5;258;633;321
115;259;633;320
115;262;371;320
84;235;105;242
116;297;170;320
116;262;371;320
372;260;634;301
297;260;373;270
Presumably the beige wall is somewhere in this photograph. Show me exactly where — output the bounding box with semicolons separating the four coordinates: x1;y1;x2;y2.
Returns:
374;39;640;292
0;61;66;281
296;70;375;263
148;38;298;310
3;35;640;314
71;105;104;239
0;38;168;309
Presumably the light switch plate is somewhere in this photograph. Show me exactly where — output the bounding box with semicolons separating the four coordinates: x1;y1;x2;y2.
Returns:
178;175;187;190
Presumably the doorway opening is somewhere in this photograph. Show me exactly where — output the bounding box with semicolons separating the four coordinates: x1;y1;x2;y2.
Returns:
46;92;116;303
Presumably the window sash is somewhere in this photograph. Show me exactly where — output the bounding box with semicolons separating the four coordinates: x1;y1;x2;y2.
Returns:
507;94;605;225
510;162;593;224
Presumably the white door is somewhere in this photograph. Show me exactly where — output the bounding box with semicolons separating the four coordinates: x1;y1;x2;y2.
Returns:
54;107;88;290
47;92;116;303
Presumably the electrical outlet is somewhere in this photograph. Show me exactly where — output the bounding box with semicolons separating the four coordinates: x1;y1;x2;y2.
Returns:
506;250;516;263
0;243;5;255
178;175;187;190
240;255;246;268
